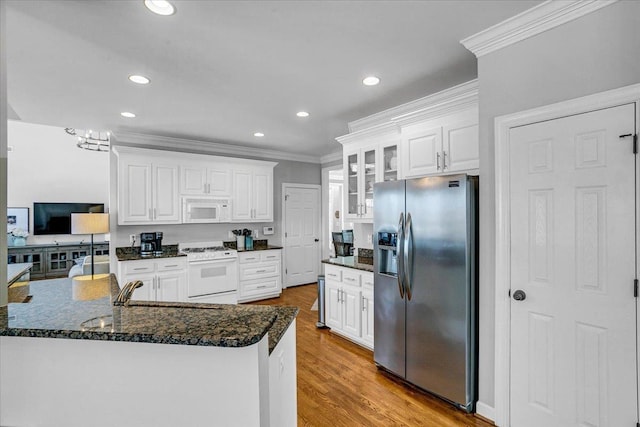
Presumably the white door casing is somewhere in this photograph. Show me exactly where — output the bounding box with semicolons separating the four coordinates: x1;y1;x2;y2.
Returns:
494;83;640;427
282;184;321;287
509;104;636;427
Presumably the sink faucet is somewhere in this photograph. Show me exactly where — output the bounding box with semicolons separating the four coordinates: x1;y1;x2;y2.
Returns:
113;281;144;306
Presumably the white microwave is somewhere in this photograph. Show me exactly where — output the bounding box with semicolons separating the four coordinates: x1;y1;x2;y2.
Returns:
182;197;231;223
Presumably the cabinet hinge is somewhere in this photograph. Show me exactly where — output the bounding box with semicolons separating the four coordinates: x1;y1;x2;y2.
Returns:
619;133;637;154
634;279;638;298
285;268;288;275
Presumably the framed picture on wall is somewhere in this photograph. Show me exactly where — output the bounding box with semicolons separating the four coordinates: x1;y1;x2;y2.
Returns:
7;207;29;233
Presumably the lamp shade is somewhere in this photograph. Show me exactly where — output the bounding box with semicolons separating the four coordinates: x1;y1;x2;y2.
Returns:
71;213;109;235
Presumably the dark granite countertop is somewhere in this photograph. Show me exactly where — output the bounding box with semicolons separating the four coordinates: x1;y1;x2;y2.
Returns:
0;275;297;355
322;256;374;272
115;245;186;261
223;240;281;251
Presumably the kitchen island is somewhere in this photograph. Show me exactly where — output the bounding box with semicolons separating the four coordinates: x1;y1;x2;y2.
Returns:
0;275;298;427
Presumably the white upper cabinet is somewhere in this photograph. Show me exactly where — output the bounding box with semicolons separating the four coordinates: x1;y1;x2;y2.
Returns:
232;165;274;222
442;120;479;172
114;146;276;225
180;162;231;197
401;115;478;178
401;125;443;178
338;127;400;222
338;80;479;190
117;153;180;225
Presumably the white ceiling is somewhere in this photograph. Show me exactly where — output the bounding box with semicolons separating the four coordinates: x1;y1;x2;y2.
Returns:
5;0;541;160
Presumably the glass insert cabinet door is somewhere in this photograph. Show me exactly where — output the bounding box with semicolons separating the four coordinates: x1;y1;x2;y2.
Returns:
363;149;376;216
383;145;398;182
347;153;359;216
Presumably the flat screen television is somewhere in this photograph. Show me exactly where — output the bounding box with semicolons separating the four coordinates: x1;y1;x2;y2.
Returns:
33;202;105;235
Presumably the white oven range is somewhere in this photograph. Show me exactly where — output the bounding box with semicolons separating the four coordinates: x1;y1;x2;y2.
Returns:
179;241;238;304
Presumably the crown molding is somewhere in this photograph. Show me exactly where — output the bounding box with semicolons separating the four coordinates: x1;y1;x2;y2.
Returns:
111;131;322;164
346;79;478;134
320;151;343;165
336;121;400;146
460;0;619;58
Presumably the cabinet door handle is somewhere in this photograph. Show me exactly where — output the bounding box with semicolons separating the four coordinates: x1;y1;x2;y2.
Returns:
362;296;365;311
443;151;448;170
437;152;441;170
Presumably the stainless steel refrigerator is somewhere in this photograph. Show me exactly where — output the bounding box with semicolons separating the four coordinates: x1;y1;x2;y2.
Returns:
373;174;478;412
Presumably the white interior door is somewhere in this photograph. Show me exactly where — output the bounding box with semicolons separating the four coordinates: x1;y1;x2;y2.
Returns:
284;185;320;287
509;103;637;427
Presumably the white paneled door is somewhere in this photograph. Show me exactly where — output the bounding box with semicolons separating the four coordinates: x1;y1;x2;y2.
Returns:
509;104;637;427
284;185;320;287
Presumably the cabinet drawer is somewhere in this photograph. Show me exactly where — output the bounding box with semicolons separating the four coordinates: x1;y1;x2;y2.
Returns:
121;260;155;275
239;253;261;263
240;277;280;297
342;269;361;287
362;272;374;288
259;250;281;262
324;265;342;282
156;258;186;272
240;261;280;281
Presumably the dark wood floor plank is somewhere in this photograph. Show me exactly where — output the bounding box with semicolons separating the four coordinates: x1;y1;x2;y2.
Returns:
253;284;493;427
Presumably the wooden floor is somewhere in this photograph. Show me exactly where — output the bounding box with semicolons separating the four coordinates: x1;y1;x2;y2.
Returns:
254;284;493;427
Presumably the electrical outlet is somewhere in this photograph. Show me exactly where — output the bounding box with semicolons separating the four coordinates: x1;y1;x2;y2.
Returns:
367;234;372;244
129;234;136;245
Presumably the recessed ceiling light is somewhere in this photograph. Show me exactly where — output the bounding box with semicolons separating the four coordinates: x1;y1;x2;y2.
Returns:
129;75;150;85
296;111;310;118
144;0;176;16
121;112;136;118
362;76;381;86
254;132;265;137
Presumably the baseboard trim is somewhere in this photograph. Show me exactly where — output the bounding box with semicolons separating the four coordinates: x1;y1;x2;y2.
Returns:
475;401;495;424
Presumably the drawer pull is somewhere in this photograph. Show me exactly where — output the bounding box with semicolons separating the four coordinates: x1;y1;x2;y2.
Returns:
265;256;276;259
327;273;338;278
246;257;258;261
256;269;267;273
345;277;356;282
164;264;178;268
257;285;267;289
133;267;147;271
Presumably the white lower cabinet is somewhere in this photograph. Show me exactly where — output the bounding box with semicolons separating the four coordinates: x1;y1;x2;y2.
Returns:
324;264;374;349
238;249;282;303
117;258;187;302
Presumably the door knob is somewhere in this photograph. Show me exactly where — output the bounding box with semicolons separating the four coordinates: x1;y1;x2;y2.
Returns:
512;290;526;301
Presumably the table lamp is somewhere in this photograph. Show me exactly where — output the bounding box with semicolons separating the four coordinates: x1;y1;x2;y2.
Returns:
71;212;109;279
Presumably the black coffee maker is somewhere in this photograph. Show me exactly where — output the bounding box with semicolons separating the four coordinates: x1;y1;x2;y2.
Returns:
153;232;163;256
332;230;354;257
140;232;155;257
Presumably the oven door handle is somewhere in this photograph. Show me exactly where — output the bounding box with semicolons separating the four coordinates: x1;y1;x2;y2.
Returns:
188;258;238;265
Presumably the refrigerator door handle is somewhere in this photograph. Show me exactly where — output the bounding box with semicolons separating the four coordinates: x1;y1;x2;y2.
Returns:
404;212;413;300
397;212;405;299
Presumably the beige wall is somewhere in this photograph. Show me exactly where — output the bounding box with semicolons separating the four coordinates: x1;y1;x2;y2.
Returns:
476;1;640;408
